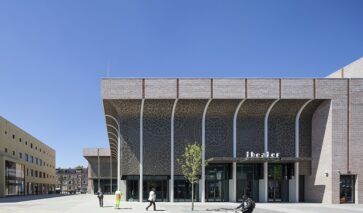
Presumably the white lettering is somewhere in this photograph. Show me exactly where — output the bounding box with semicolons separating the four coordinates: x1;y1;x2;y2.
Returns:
245;151;281;159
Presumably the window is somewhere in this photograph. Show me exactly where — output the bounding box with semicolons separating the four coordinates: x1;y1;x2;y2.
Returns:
12;134;15;139
35;171;38;177
31;169;33;177
30;143;33;148
5;161;25;196
35;146;37;150
19;138;22;142
27;169;29;176
4;131;7;134
12;151;15;156
40;148;42;152
4;148;7;153
25;141;28;145
25;154;29;162
35;158;38;165
39;159;43;166
19;152;22;159
30;156;33;163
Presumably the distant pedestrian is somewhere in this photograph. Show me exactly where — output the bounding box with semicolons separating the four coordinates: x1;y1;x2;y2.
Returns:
97;189;104;207
235;194;255;213
146;187;156;211
115;190;122;209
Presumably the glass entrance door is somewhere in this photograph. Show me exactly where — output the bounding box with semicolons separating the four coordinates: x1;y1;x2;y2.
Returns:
174;176;199;202
205;164;229;202
236;164;262;202
268;179;282;202
206;180;223;201
340;175;355;203
268;164;293;202
143;176;169;202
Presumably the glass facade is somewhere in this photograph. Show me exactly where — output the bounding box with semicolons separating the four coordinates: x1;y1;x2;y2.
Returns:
236;164;263;202
205;164;230;202
93;179;117;194
174;176;199;202
340;175;355;203
126;176;139;201
5;160;25;196
268;163;294;202
143;176;169;202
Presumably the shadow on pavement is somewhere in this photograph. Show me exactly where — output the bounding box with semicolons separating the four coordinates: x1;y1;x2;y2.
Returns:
206;208;235;212
0;194;72;203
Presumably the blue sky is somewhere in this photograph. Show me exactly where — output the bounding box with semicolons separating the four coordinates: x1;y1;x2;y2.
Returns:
0;0;362;168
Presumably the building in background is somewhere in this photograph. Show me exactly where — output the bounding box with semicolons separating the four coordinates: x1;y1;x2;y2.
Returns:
86;57;363;204
56;167;88;194
83;148;116;194
0;116;57;197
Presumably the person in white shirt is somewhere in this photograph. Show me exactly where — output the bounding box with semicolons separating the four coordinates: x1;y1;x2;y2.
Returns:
146;187;156;211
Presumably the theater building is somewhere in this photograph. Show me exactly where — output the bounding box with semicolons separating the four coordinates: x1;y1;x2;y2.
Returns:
85;58;363;204
0;116;57;197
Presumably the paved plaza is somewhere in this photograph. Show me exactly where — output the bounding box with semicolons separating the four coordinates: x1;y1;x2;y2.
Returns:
0;195;363;213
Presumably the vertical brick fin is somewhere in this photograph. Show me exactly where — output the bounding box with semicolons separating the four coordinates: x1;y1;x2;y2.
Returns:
211;78;214;98
245;79;248;99
142;79;145;99
342;68;345;78
279;78;282;99
347;78;350;172
176;78;179;99
313;79;316;99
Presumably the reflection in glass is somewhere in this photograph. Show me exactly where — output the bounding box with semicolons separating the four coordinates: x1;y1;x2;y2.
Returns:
5;160;25;196
143;176;169;202
205;164;230;202
236;164;262;202
340;175;355;203
268;163;294;202
174;176;199;202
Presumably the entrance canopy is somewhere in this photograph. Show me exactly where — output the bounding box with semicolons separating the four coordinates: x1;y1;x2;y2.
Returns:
207;157;312;164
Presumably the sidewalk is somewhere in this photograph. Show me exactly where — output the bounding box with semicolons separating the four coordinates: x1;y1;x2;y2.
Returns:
1;194;363;213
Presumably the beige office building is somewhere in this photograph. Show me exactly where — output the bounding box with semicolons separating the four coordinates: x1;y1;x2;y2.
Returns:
0;116;56;197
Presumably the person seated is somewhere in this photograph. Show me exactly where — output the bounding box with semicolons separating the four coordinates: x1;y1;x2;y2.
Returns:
235;194;255;213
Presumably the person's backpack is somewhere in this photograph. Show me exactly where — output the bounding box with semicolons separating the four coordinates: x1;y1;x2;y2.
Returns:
250;199;256;209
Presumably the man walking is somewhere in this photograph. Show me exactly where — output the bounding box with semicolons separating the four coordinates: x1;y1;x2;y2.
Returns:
146;187;156;211
97;189;104;208
235;194;255;213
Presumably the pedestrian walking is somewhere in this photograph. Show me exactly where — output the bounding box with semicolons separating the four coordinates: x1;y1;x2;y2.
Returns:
97;189;104;208
115;190;122;209
235;194;255;213
146;187;156;211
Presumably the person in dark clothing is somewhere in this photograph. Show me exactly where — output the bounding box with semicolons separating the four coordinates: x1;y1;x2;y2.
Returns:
235;195;255;213
97;189;104;207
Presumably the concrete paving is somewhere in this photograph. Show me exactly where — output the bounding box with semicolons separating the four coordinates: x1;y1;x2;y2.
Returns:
1;194;363;213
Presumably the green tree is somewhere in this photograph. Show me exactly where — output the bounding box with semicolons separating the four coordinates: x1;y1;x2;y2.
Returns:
177;142;207;211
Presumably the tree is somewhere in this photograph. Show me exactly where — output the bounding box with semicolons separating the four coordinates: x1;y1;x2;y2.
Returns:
74;165;83;169
177;142;207;211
